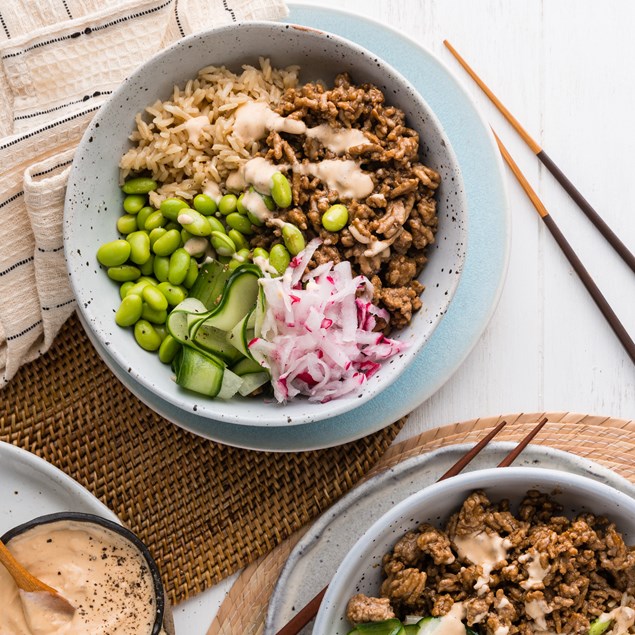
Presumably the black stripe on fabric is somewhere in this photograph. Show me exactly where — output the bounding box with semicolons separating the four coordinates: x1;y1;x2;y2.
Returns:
174;0;185;37
2;0;173;59
32;160;74;178
7;319;43;341
0;12;10;39
61;0;73;19
222;0;237;22
0;105;100;151
0;191;24;209
43;299;76;311
0;256;34;277
15;91;112;121
37;245;65;253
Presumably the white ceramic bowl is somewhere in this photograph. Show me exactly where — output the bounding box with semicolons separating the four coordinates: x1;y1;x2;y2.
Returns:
64;22;467;428
313;466;635;634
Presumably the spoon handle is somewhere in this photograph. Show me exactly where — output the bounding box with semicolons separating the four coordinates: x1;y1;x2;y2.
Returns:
0;539;57;594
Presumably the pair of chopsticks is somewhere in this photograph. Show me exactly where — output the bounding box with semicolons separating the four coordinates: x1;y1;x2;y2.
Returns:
275;417;549;635
442;41;635;365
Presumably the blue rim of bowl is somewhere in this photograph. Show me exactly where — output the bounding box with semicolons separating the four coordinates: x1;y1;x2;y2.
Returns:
66;4;510;450
64;20;468;427
1;511;165;635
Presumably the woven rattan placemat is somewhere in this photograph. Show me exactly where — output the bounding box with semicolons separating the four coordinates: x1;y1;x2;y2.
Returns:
209;412;635;634
0;313;405;604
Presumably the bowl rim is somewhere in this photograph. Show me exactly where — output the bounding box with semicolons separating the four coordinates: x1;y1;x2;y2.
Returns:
63;20;467;428
1;511;166;635
314;466;635;633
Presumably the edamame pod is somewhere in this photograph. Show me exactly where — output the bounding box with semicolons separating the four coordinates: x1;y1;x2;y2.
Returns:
168;248;191;285
107;265;141;282
122;177;158;195
127;231;151;265
115;294;143;327
97;239;130;267
282;223;306;256
116;214;138;235
134;320;162;351
270;172;292;208
152;229;182;256
269;243;291;275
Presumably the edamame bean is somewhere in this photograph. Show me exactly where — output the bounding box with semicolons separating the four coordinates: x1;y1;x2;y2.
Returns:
181;229;194;244
154;324;168;342
228;248;250;271
127;231;151;265
122;177;158;195
322;204;349;232
149;227;167;248
271;172;292;208
164;221;180;232
282;223;306;256
136;206;155;230
140;254;155;276
125;279;153;297
193;194;217;216
157;282;186;306
226;213;253;235
152;229;181;257
183;260;199;289
207;216;226;234
252;247;269;260
210;231;236;257
143;210;166;232
134;319;162;351
228;229;249;251
119;281;134;300
138;276;158;286
159;334;180;364
153;255;170;282
107;265;140;282
97;239;130;267
141;303;168;325
116;214;138;235
246;210;264;227
160;198;189;222
269;243;291;275
236;193;248;215
123;194;146;214
142;284;168;311
115;294;143;327
178;208;211;237
218;194;237;216
168;248;191;285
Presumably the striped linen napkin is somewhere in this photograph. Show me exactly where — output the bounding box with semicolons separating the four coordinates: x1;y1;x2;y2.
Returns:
0;0;287;387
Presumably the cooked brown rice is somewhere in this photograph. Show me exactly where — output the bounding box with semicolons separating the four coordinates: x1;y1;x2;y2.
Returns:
119;58;300;208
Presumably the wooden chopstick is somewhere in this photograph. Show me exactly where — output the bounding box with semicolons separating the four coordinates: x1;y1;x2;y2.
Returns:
494;131;635;364
275;419;555;635
443;40;635;274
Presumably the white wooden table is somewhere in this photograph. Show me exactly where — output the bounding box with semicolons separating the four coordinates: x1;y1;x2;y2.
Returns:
175;1;635;632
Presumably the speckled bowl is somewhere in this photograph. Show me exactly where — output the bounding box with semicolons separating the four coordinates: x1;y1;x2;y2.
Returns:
64;22;467;428
2;512;174;635
313;467;635;634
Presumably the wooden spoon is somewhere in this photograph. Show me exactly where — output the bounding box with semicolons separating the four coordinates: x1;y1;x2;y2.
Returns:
0;538;75;614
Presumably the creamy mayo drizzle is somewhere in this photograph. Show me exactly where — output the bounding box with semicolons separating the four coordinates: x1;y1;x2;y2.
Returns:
363;228;403;257
524;598;553;631
295;160;374;200
519;551;550;590
493;627;509;635
453;531;511;595
0;521;159;635
436;602;467;635
305;123;368;154
244;157;282;195
203;180;222;203
182;115;209;144
243;190;272;222
598;606;635;635
233;101;306;141
177;212;194;225
184;236;208;256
